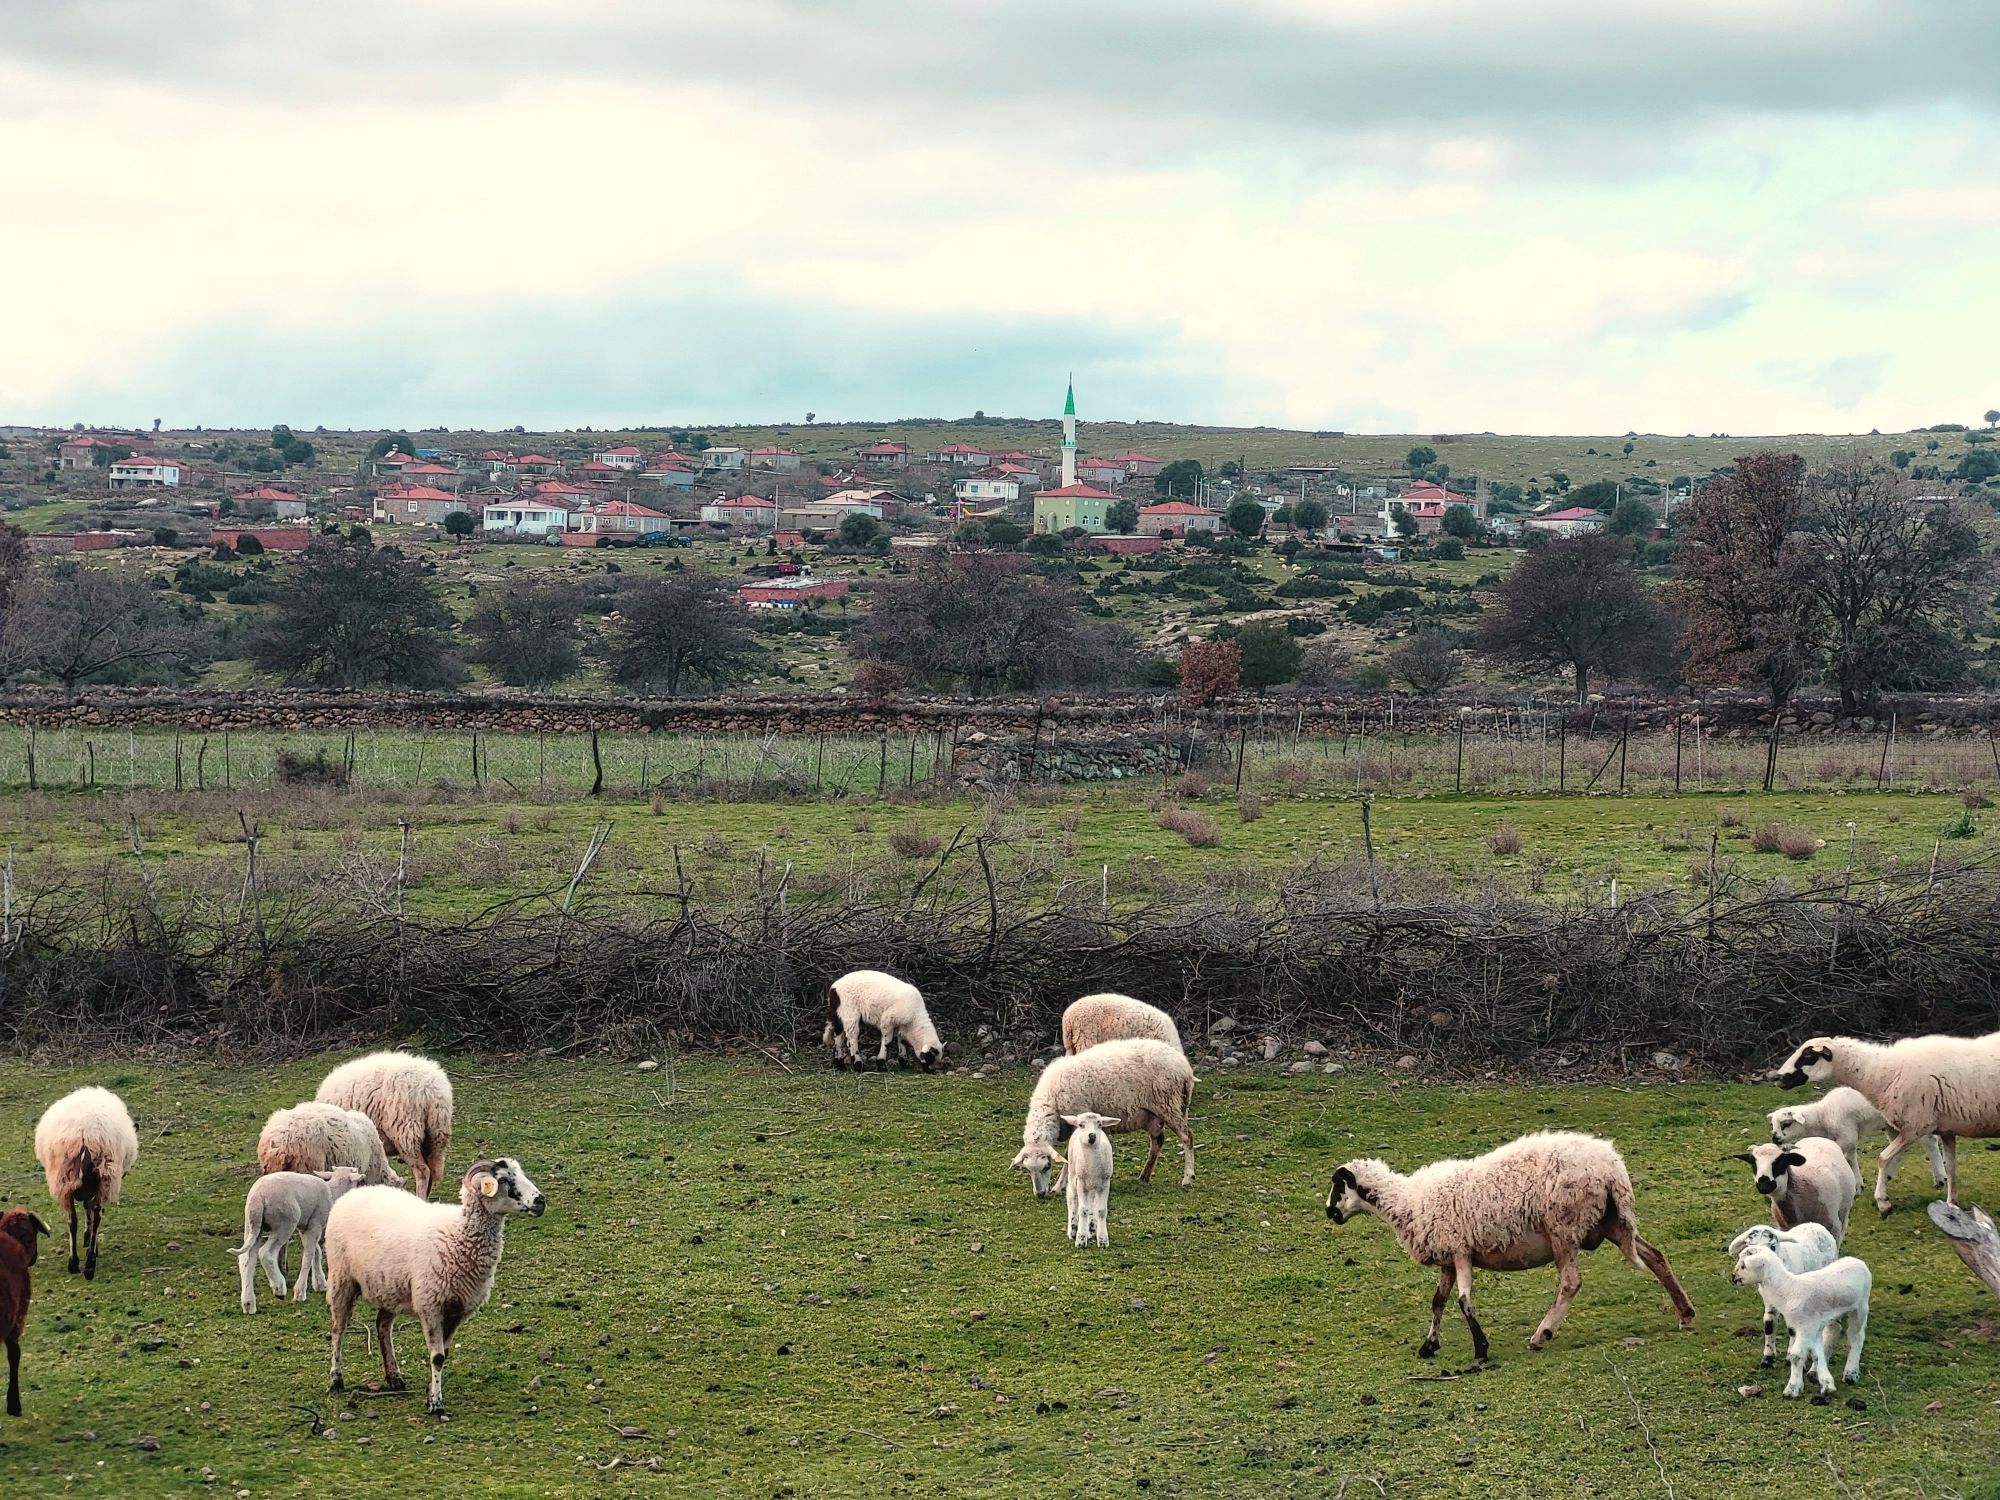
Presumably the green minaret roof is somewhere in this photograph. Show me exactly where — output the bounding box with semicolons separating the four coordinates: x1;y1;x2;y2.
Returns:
1063;378;1075;417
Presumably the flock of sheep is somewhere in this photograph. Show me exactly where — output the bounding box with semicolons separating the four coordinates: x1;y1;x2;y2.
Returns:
0;970;1993;1425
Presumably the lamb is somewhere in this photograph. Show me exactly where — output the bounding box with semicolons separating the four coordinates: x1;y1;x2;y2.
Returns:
0;1208;50;1416
1010;1038;1196;1195
258;1102;405;1188
234;1168;366;1315
1726;1223;1840;1367
1732;1139;1858;1241
316;1052;454;1198
1061;994;1182;1056
1325;1130;1695;1361
1776;1032;2000;1214
33;1086;139;1280
822;969;944;1071
1730;1245;1871;1398
1059;1113;1119;1248
326;1157;545;1416
1768;1086;1947;1186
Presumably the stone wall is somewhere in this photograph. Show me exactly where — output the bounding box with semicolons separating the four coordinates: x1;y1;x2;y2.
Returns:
949;728;1229;789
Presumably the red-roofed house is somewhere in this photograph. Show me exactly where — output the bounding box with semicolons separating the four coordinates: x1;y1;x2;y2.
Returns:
235;485;307;519
371;450;422;478
376;485;472;526
929;442;987;466
1108;451;1165;479
1136;500;1220;538
575;499;671;537
642;461;697;489
1522;505;1608;538
592;445;644;470
398;462;459;486
106;454;186;488
699;496;778;531
740;576;849;610
858;440;909;468
58;435;130;470
1076;457;1129;487
750;446;801;473
1033;482;1119;534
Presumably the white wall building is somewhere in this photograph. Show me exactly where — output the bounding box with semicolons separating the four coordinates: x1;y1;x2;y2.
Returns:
482;500;574;537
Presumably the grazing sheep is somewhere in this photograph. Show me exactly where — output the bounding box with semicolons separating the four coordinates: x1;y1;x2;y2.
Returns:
1726;1223;1841;1366
0;1208;50;1416
234;1168;366;1315
1060;1113;1119;1248
822;969;944;1071
258;1103;405;1188
316;1052;454;1198
1325;1130;1695;1361
1010;1038;1196;1196
1731;1245;1871;1398
325;1157;545;1416
1732;1139;1858;1241
1768;1087;1947;1186
33;1086;138;1280
1061;994;1182;1056
1775;1033;2000;1213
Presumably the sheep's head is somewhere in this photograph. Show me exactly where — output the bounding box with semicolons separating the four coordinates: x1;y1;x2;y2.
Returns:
0;1208;50;1266
1060;1112;1120;1150
1766;1105;1814;1147
1726;1224;1783;1258
316;1167;367;1200
464;1157;547;1217
1326;1161;1387;1224
1731;1245;1780;1287
1732;1144;1804;1196
1010;1142;1060;1198
1775;1039;1836;1090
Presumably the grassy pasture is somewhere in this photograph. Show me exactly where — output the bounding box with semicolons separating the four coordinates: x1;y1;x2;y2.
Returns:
0;1055;1993;1498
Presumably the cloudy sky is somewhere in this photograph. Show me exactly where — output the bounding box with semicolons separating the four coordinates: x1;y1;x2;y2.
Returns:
3;1;1995;434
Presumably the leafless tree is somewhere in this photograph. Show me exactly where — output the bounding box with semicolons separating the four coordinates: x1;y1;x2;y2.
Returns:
3;560;205;698
601;572;758;697
1388;627;1465;696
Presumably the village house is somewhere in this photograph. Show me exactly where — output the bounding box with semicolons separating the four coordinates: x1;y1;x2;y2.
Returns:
993;461;1041;488
780;497;884;530
822;487;897;515
592;444;644;470
575;460;625;480
857;440;910;469
106;454;186;488
375;484;471;526
481;498;575;537
1108;451;1165;479
702;447;748;473
1032;482;1117;535
371;450;423;479
1136;499;1220;538
57;435;130;470
642;460;697;489
1522;505;1608;538
740;576;850;611
749;446;802;472
235;485;307;519
575;498;671;536
929;442;988;466
397;460;460;488
699;496;778;530
953;472;1021;505
1075;457;1129;487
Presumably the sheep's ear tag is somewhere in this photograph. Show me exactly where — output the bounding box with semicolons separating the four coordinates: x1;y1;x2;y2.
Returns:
479;1176;498;1197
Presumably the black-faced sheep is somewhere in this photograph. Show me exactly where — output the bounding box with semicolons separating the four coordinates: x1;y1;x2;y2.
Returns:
325;1157;545;1416
1061;994;1182;1056
1726;1223;1840;1366
1776;1032;2000;1214
1732;1138;1858;1241
316;1052;454;1199
33;1086;138;1280
1011;1038;1195;1195
1326;1130;1695;1361
823;969;944;1070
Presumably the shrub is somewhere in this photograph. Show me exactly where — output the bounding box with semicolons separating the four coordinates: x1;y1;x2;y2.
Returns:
274;748;348;787
888;827;943;860
1717;806;1745;829
1237;792;1265;823
1154;807;1220;847
1944;810;1980;840
1963;787;1990;810
1750;822;1783;853
1779;829;1823;860
1486;822;1523;856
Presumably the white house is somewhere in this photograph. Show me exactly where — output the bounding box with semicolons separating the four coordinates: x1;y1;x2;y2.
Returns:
953;473;1021;505
106;455;184;488
481;499;574;537
592;445;644;471
750;446;801;472
699;496;778;530
1522;505;1608;538
701;447;748;472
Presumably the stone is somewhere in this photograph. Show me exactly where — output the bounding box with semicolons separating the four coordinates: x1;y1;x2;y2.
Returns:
1396;1055;1418;1070
1261;1037;1282;1062
1285;1061;1313;1075
1651;1050;1681;1072
635;1060;659;1073
1303;1040;1327;1057
1208;1018;1238;1036
1322;1063;1344;1075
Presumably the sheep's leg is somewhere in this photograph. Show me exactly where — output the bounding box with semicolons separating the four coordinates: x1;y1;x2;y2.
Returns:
843;1019;864;1071
1096;1193;1110;1248
293;1231;321;1302
1529;1248;1581;1350
1874;1129;1917;1215
238;1242;259;1315
4;1336;17;1417
1760;1296;1778;1366
83;1198;101;1280
1940;1134;1960;1207
1781;1330;1806;1398
1171;1112;1196;1188
377;1308;405;1391
1843;1305;1866;1383
420;1309;454;1416
65;1201;78;1275
1418;1267;1451;1358
259;1237;288;1301
1807;1322;1836;1396
1138;1119;1164;1184
1924;1133;1949;1189
1452;1254;1489;1362
1612;1223;1697;1329
328;1280;359;1392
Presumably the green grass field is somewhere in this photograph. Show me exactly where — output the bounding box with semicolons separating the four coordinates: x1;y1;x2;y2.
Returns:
1;1055;1995;1498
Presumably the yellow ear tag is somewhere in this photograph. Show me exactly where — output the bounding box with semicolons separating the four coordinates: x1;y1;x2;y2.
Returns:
479;1177;498;1197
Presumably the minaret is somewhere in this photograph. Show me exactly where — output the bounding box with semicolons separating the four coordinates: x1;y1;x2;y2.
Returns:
1061;376;1077;488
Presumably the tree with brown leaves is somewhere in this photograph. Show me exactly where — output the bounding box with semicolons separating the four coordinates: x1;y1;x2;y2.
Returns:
1474;532;1667;702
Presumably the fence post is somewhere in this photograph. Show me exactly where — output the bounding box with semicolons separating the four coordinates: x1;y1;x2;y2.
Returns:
1673;715;1682;794
1763;718;1782;793
588;726;604;797
1705;830;1719;944
471;731;481;790
26;723;36;792
223;730;231;791
1617;715;1630;794
175;732;184;792
1454;714;1464;793
1359;797;1382;914
1235;724;1248;794
1557;720;1565;792
878;732;888;792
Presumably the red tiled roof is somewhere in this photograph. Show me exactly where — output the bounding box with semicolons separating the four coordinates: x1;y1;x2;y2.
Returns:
381;485;458;502
514;453;560;465
112;454;179;469
400;462;456;477
750;446;796;456
237;486;299;502
713;497;776;509
597;445;642;457
859;441;909;456
1040;483;1118;500
1139;501;1209;515
1539;506;1607;522
587;500;669;518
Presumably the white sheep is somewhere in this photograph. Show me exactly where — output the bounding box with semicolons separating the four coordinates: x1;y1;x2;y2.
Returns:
1732;1138;1858;1242
258;1102;405;1188
1768;1086;1947;1186
325;1157;546;1416
234;1168;365;1314
315;1052;454;1198
822;969;944;1071
1011;1038;1195;1195
1326;1130;1695;1360
1730;1245;1870;1398
1726;1223;1841;1366
1059;1112;1119;1248
1776;1032;2000;1214
33;1086;139;1280
1061;994;1182;1056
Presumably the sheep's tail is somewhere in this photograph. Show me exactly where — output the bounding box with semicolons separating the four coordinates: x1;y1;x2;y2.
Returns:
1606;1167;1644;1269
56;1144;101;1211
229;1197;265;1259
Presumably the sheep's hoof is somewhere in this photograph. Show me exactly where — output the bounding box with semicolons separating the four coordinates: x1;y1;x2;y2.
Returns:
1416;1341;1438;1360
1527;1334;1549;1351
384;1374;407;1392
1811;1392;1832;1406
66;1256;78;1274
329;1375;345;1394
1759;1355;1775;1369
428;1402;447;1418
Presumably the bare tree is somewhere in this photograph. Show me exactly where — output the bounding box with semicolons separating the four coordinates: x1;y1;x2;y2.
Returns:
4;561;205;698
464;579;587;689
601;572;758;697
249;537;462;688
1388;627;1464;696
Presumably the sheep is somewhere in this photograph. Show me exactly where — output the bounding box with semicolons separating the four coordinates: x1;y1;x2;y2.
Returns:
316;1052;454;1198
1731;1138;1858;1241
0;1208;50;1417
1059;1113;1119;1248
823;969;944;1071
1010;1038;1195;1196
1775;1032;2000;1214
33;1086;138;1280
1061;994;1182;1056
1325;1130;1695;1361
1730;1245;1871;1399
258;1102;405;1188
234;1168;366;1315
1726;1223;1841;1367
1768;1086;1948;1187
326;1157;546;1416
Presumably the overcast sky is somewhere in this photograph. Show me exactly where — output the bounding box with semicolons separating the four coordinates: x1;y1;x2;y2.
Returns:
3;1;1995;433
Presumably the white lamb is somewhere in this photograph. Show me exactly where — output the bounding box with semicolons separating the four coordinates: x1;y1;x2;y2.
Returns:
315;1052;454;1198
234;1168;365;1314
1776;1032;2000;1213
1726;1223;1840;1366
325;1157;545;1416
1011;1038;1195;1195
1768;1086;1947;1186
822;969;944;1071
1326;1130;1695;1360
1732;1138;1858;1242
33;1086;139;1281
1061;994;1182;1056
258;1102;404;1188
1059;1112;1119;1248
1730;1244;1871;1398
